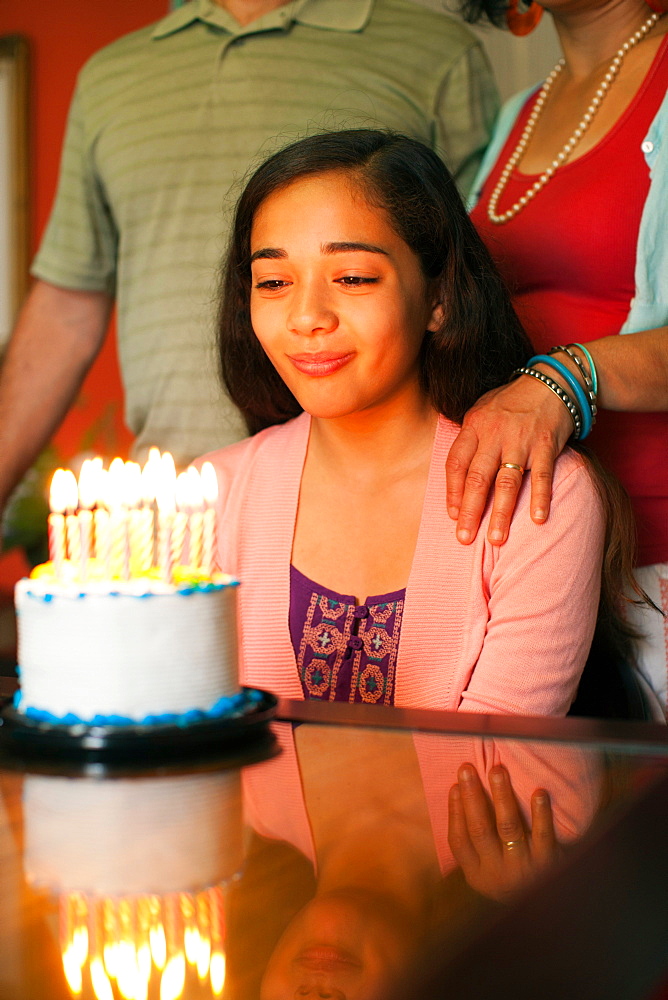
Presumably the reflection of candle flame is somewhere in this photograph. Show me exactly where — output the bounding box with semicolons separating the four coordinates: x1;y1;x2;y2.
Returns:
160;953;186;1000
91;957;114;1000
197;934;211;980
62;944;83;994
210;951;226;996
149;923;167;971
184;926;199;964
59;883;224;999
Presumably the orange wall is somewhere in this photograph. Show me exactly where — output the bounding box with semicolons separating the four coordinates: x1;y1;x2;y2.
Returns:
0;2;167;589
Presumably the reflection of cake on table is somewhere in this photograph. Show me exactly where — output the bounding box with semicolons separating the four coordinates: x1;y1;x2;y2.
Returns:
23;770;243;998
12;452;250;728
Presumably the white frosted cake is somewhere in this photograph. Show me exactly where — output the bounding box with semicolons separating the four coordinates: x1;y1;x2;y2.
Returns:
10;453;260;730
13;569;244;727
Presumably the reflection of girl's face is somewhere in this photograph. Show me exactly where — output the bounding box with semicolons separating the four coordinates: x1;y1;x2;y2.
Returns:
260;890;418;1000
249;171;442;423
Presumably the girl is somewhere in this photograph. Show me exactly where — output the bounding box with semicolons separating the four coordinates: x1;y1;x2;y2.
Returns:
202;128;617;716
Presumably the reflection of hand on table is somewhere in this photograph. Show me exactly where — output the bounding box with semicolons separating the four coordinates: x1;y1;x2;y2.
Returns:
448;762;563;903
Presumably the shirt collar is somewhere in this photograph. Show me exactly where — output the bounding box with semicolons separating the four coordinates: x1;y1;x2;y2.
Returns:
152;0;374;40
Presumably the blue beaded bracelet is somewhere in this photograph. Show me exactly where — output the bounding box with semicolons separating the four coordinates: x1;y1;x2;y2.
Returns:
527;354;593;439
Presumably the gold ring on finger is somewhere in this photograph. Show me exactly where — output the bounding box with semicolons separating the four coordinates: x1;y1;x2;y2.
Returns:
503;838;525;850
498;463;525;474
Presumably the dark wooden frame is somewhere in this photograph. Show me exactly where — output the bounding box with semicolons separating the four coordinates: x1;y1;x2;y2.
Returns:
0;35;29;348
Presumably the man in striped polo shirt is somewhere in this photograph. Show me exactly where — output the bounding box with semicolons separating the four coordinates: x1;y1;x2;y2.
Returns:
0;0;497;507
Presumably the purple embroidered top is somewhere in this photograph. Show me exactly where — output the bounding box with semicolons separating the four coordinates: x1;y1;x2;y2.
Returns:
289;565;405;705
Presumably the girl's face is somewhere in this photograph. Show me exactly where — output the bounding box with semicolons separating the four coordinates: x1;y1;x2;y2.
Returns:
249;171;443;422
260;890;419;1000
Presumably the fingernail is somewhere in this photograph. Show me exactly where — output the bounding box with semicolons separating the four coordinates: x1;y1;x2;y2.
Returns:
490;767;505;784
534;509;546;522
450;785;461;801
457;529;471;544
534;791;548;805
448;507;459;519
459;765;474;781
489;529;503;544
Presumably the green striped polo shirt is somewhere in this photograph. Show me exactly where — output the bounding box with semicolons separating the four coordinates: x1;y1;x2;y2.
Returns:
32;0;498;465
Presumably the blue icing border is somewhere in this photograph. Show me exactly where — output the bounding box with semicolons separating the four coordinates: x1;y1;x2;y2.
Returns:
14;688;263;728
23;578;240;602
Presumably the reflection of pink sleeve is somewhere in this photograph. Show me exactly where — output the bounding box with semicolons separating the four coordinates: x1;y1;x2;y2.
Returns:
414;733;602;874
241;724;316;866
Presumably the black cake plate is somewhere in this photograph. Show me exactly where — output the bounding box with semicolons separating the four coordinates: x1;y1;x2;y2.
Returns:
0;688;278;772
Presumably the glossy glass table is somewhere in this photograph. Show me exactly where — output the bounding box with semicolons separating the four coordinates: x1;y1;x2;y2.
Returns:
1;678;666;1000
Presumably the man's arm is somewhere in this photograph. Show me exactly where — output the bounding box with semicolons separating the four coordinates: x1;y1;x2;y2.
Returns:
0;280;112;513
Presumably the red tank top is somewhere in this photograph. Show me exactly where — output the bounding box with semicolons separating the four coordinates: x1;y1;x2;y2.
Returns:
471;37;668;566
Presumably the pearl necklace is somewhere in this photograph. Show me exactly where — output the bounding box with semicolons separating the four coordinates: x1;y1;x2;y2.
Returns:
487;11;661;225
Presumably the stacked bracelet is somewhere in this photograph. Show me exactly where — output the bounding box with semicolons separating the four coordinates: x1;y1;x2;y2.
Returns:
528;354;594;439
551;345;597;415
512;367;583;439
569;343;599;396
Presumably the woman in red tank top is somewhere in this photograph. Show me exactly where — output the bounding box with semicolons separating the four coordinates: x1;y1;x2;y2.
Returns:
453;0;668;717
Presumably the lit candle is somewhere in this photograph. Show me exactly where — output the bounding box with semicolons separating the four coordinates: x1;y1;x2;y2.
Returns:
140;457;160;572
156;453;177;583
108;459;130;581
77;460;98;583
123;461;142;576
185;466;203;569
48;470;68;582
200;462;218;576
172;473;190;567
61;470;80;570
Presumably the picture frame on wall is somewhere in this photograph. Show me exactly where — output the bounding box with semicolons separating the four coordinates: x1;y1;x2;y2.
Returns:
0;35;29;352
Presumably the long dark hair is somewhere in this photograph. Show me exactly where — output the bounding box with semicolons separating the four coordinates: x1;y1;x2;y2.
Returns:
218;128;532;436
217;128;649;717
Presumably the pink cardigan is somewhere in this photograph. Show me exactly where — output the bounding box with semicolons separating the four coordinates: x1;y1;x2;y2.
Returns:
204;412;604;716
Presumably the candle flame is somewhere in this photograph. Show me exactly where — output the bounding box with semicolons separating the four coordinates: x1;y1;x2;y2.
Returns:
161;451;176;482
141;451;162;505
123;462;143;508
78;460;98;510
200;462;218;506
108;458;127;510
50;469;78;515
155;453;177;514
175;472;190;513
185;467;204;512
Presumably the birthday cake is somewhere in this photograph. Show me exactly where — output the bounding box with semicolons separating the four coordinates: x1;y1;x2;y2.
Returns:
12;452;250;729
